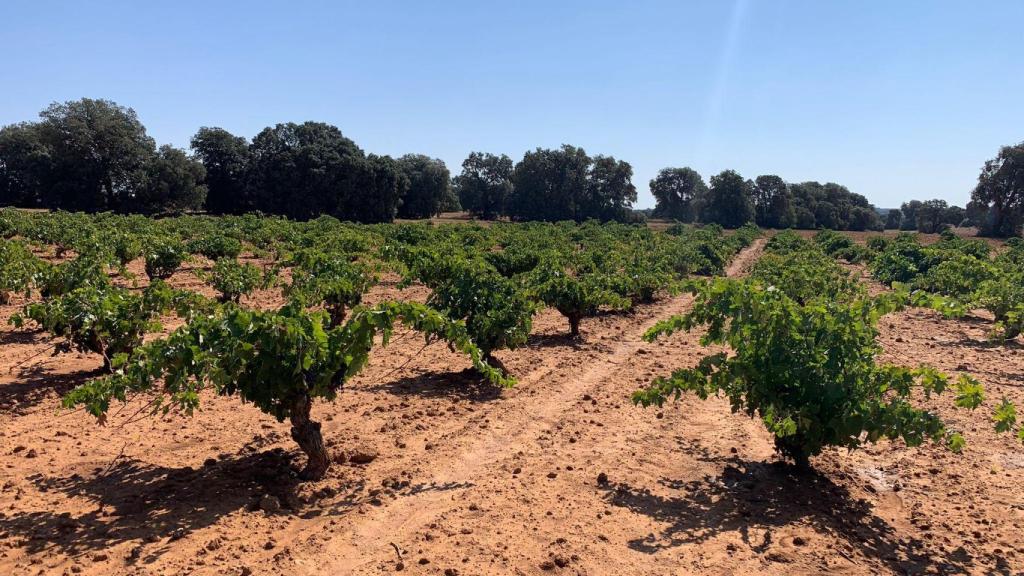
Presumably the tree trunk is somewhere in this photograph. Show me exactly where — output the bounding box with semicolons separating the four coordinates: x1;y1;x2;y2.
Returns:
289;394;331;480
568;315;581;338
774;435;812;472
482;352;508;377
328;305;347;328
88;334;113;373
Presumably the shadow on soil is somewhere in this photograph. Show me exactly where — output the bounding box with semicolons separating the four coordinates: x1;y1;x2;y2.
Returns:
0;329;47;347
0;366;102;414
10;449;363;563
366;368;504;402
602;454;978;575
930;331;1024;352
525;332;585;350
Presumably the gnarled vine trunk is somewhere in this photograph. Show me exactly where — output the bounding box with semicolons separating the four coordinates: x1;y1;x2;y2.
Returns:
482;352;508;378
328;304;347;328
289;394;330;480
568;314;582;338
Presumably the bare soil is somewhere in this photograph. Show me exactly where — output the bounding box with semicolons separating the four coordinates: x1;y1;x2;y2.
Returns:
2;238;1022;576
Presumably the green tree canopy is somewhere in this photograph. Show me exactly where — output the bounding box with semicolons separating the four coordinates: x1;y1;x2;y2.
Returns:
970;141;1024;237
454;152;513;220
751;174;792;229
396;154;450;219
508;145;636;222
509;145;591;221
0;99;210;215
586;155;637;221
699;170;754;228
650;167;706;222
0;122;50;208
127;145;206;215
190;127;250;215
885;209;902;230
245;122;406;223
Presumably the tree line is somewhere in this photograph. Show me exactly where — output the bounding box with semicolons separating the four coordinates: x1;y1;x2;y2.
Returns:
1;98;1020;236
649;167;885;231
648;141;1023;237
454;146;638;223
887;141;1023;237
887;199;966;233
0;99;456;222
0;99;636;223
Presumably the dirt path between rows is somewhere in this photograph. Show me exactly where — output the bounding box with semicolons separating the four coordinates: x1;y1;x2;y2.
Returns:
285;239;770;574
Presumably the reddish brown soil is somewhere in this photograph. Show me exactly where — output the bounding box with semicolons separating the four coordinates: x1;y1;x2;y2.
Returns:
2;238;1023;576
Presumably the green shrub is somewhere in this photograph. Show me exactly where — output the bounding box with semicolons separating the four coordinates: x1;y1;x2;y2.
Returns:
63;301;511;479
37;255;112;298
202;258;269;304
408;252;535;367
0;239;43;304
187;235;242;260
634;278;982;467
144;238;186;280
12;282;177;372
527;254;629;337
287;251;376;326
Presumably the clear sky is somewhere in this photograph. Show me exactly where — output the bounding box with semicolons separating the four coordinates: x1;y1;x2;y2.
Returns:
2;0;1021;209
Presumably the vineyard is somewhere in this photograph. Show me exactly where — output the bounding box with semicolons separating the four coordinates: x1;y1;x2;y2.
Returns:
0;210;1022;575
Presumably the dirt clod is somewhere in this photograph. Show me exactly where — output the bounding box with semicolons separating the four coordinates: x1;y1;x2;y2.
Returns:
349;449;378;464
259;494;282;513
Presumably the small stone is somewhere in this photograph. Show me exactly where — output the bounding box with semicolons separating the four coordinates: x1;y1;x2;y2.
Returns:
766;550;793;563
259;494;282;513
418;557;430;565
349;450;378;465
512;467;522;475
547;472;557;479
597;472;609;485
553;555;570;567
203;458;218;467
540;560;556;570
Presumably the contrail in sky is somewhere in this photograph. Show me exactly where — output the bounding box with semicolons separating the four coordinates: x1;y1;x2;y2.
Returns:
696;0;749;169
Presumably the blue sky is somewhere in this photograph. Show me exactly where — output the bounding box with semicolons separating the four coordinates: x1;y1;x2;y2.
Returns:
2;0;1021;209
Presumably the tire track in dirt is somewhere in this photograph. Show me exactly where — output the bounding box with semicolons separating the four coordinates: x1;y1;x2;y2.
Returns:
298;238;767;572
